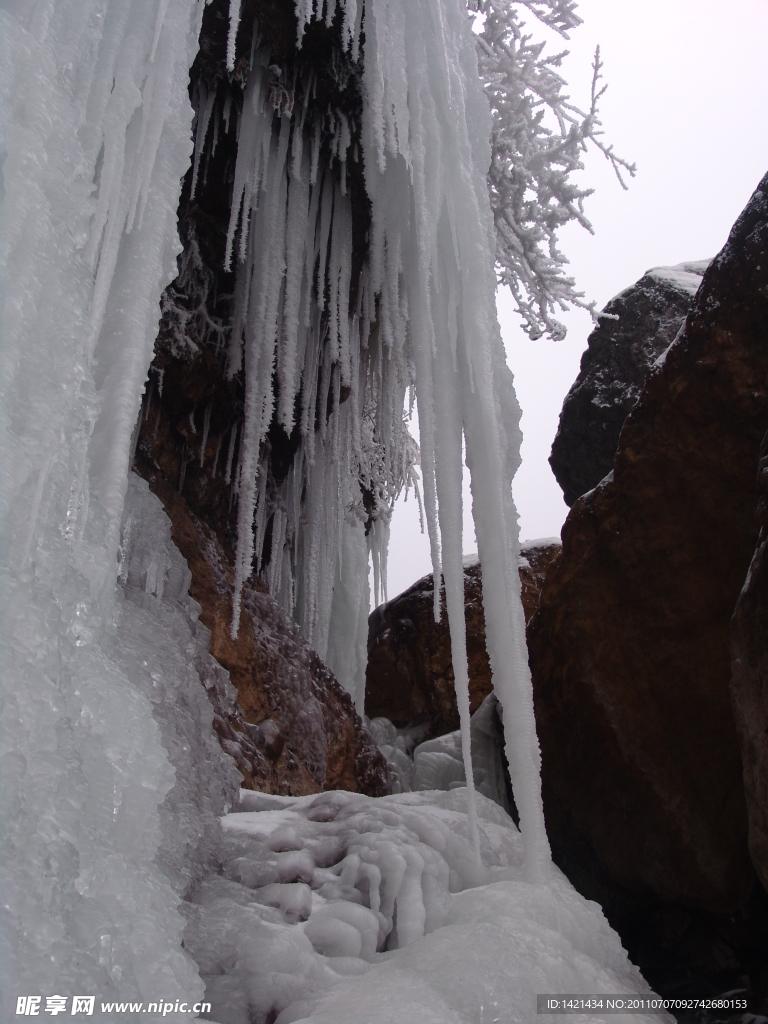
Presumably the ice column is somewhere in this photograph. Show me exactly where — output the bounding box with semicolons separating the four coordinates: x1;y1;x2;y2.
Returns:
359;0;552;879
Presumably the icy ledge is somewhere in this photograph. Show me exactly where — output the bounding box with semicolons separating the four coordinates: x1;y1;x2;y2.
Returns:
185;789;671;1024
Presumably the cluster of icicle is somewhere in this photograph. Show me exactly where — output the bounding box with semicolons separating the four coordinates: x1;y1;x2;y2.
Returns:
192;16;422;711
0;0;560;1010
215;0;551;880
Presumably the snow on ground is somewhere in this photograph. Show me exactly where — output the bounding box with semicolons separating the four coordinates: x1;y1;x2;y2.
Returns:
185;789;671;1024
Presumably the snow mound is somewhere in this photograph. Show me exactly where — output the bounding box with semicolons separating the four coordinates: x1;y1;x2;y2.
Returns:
184;790;670;1024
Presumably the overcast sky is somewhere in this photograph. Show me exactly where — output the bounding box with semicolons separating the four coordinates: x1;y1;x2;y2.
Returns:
382;0;768;603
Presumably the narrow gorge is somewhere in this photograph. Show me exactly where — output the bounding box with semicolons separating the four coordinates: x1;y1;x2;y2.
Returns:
1;1;766;1022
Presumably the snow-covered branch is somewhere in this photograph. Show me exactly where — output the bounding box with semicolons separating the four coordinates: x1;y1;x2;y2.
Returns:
474;0;636;339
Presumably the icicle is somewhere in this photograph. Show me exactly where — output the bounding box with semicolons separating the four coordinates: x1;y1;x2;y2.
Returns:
227;0;243;72
143;376;155;421
352;0;552;877
150;0;171;61
212;432;224;476
277;147;312;429
199;402;212;466
179;442;188;492
310;116;321;186
224;66;267;271
224;423;238;484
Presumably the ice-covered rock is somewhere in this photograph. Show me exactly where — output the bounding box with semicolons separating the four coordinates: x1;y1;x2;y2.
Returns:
412;694;513;818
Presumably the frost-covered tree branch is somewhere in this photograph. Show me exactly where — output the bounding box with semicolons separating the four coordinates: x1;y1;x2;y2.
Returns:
472;0;636;339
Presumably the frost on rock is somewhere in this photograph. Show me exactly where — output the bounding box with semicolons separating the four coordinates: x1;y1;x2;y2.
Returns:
184;790;671;1024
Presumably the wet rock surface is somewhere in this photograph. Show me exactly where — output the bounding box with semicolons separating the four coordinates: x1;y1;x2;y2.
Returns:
550;261;708;507
528;173;768;997
365;541;560;738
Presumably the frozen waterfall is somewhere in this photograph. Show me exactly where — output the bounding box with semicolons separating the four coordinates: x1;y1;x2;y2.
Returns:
209;0;550;876
0;0;653;1020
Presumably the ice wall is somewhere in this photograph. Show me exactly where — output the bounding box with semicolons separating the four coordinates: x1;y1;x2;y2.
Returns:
0;1;220;1015
209;37;418;697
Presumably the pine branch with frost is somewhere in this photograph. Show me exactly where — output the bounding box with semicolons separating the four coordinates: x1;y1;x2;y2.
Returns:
474;0;635;339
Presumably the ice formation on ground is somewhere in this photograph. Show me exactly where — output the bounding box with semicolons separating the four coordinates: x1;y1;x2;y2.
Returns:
369;694;513;816
185;788;671;1024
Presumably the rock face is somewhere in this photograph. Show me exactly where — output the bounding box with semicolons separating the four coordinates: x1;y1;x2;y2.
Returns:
527;174;768;925
550;261;708;506
365;541;561;737
135;448;395;797
732;430;768;895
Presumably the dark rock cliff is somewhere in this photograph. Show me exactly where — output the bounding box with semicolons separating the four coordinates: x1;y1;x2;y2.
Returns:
732;428;768;897
550;261;708;506
529;172;768;995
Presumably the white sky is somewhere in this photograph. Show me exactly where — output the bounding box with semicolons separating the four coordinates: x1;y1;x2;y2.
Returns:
381;0;768;603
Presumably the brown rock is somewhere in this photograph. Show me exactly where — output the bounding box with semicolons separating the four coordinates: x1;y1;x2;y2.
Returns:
732;430;768;895
135;451;395;798
527;172;768;915
365;541;560;738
